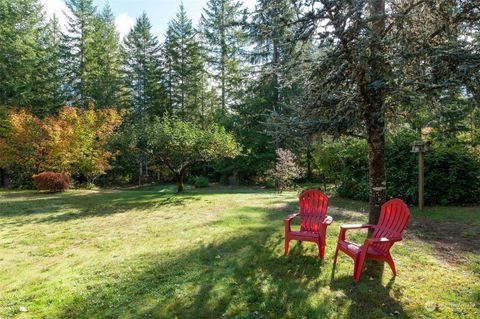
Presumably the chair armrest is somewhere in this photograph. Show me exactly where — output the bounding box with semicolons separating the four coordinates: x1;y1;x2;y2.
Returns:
323;215;333;225
366;237;402;244
338;224;375;241
284;213;299;233
283;213;299;224
340;224;375;230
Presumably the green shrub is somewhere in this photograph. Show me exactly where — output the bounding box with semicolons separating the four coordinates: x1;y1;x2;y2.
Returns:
260;178;275;189
318;130;480;205
192;176;209;188
334;139;369;201
424;144;480;204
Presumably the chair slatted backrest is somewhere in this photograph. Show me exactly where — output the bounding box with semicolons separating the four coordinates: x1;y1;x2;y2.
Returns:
299;189;329;232
371;199;410;253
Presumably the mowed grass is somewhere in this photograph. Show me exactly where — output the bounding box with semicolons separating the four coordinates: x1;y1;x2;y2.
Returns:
0;185;479;318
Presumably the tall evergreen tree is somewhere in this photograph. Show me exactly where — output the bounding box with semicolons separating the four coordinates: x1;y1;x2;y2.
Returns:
164;4;206;122
248;0;297;149
121;12;164;119
33;14;65;115
0;0;44;109
200;0;245;113
62;0;98;108
91;5;122;109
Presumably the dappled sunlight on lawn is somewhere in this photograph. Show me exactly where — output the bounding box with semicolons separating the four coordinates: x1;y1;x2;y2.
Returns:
0;186;478;318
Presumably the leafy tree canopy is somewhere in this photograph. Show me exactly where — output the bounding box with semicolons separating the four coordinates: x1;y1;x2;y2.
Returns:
148;116;240;192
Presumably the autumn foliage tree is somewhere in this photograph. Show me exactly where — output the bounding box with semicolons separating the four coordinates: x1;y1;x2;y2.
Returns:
0;106;122;186
0;109;46;184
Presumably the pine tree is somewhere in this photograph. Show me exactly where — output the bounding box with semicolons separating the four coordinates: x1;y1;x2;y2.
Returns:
91;5;122;109
164;4;206;122
121;12;164;119
33;15;65;115
0;0;44;109
248;0;297;149
200;0;245;113
62;0;98;108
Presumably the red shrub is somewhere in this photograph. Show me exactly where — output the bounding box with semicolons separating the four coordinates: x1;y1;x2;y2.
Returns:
32;172;71;193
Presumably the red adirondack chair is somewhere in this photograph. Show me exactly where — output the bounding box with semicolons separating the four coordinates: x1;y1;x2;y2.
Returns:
284;189;333;259
333;198;410;282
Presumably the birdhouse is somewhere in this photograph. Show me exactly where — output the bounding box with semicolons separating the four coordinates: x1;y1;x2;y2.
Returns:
411;140;430;153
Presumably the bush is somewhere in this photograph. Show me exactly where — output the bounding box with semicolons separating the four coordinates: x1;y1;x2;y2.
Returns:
334;140;369;201
194;176;209;188
187;176;209;188
260;178;275;189
32;172;71;193
387;131;480;204
318;130;480;205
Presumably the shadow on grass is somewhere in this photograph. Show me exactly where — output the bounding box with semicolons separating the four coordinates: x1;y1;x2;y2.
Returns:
329;196;480;263
0;187;199;226
330;261;410;318
408;218;480;258
52;206;412;319
0;185;282;226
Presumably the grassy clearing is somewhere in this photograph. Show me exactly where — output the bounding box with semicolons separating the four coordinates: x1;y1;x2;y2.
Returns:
0;185;478;318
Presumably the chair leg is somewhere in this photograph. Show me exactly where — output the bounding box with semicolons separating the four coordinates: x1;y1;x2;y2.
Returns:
284;238;290;255
333;244;339;266
386;254;397;276
353;256;366;282
317;240;325;260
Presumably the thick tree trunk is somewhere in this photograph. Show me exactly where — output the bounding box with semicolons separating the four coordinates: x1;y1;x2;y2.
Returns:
365;0;387;226
366;120;386;226
176;170;185;193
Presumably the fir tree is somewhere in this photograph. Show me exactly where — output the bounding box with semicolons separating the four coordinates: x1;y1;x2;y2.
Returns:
0;0;44;108
200;0;246;113
164;4;206;122
91;5;122;109
121;12;164;119
248;0;297;149
62;0;98;108
34;15;65;115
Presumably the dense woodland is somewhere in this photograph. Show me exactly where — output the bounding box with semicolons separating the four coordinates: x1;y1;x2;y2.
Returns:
1;0;479;217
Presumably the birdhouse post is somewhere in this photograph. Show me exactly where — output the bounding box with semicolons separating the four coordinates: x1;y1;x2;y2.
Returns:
411;141;430;210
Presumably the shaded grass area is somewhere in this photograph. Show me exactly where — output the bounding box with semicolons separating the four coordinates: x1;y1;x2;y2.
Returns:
0;186;479;318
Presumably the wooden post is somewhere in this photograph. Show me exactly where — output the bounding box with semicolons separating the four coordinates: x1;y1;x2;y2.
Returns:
418;151;424;210
411;140;429;210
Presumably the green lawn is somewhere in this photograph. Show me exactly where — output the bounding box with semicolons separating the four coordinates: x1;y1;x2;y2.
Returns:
0;185;479;318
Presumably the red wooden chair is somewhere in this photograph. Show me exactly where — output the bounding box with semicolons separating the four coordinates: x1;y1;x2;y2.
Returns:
284;189;333;259
333;198;410;282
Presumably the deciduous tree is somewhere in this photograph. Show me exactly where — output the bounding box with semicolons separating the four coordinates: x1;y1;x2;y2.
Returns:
148;116;240;192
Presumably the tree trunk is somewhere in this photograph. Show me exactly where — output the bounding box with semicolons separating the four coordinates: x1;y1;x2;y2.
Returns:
220;0;226;113
0;168;5;187
306;135;313;182
176;170;185;193
365;0;387;226
138;159;142;186
366;121;386;226
272;37;280;150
